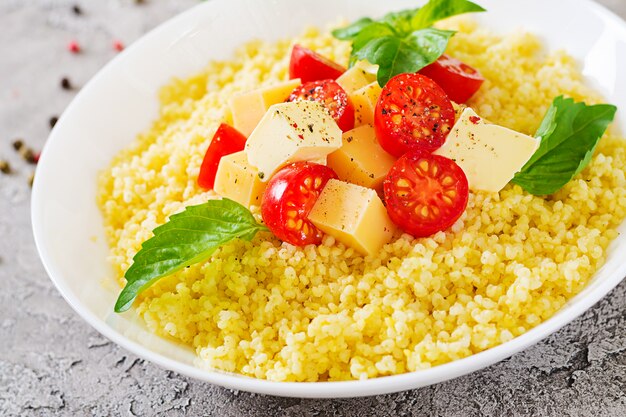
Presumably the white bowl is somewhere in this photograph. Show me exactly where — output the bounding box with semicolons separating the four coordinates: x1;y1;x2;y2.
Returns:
32;0;626;398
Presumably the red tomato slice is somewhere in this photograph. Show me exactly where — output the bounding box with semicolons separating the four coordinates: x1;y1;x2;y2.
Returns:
383;151;468;238
198;123;247;189
262;162;337;246
289;44;346;83
375;73;455;157
288;80;355;132
419;54;484;104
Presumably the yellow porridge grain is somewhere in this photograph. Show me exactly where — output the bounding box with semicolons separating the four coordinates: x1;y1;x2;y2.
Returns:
97;19;626;382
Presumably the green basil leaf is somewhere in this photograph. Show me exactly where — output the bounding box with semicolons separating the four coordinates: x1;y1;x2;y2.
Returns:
114;198;267;313
351;22;397;54
411;0;486;30
380;9;421;36
332;0;485;86
354;28;455;86
511;96;617;195
331;17;375;41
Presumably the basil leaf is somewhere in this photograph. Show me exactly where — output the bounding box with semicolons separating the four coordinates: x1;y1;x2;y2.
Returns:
511;96;617;195
114;198;267;313
332;0;485;86
332;17;375;41
411;0;486;30
354;28;455;86
381;9;421;36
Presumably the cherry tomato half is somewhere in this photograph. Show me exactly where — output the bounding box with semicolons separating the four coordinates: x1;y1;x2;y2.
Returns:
383;151;468;238
375;73;455;157
289;44;346;83
288;80;355;132
262;162;337;246
198;123;247;189
419;54;484;104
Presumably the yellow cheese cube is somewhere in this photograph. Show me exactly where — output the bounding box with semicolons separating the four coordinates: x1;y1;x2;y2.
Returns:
229;78;301;137
336;61;378;94
327;125;396;192
308;179;396;256
350;82;382;126
245;101;342;181
213;151;266;208
434;108;540;192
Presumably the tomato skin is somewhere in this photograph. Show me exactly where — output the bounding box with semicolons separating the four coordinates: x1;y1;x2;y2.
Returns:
383;151;469;238
419;54;484;104
288;80;355;132
375;73;455;157
198;123;247;190
289;44;346;83
262;162;338;246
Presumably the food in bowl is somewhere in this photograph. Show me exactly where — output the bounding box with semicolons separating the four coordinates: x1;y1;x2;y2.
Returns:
97;0;626;382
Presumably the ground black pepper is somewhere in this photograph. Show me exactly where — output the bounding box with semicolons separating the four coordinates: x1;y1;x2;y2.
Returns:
72;5;82;15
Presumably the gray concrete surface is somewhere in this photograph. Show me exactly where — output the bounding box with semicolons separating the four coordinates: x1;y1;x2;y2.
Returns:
1;0;625;415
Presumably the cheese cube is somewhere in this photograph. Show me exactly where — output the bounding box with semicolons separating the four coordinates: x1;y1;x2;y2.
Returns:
336;61;378;94
350;82;382;126
213;151;266;207
327;125;396;192
229;79;301;137
434;108;540;192
308;179;396;256
245;101;342;181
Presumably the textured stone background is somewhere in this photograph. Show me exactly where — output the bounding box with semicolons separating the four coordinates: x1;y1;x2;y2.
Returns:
1;1;626;416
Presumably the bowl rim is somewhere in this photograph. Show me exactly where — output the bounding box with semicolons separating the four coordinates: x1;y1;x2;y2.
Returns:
31;0;626;398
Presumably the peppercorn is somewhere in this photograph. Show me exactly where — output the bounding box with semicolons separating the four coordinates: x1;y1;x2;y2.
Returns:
61;77;72;90
0;160;11;174
12;139;24;152
68;40;81;53
112;40;124;52
49;116;59;129
20;148;36;164
72;5;82;15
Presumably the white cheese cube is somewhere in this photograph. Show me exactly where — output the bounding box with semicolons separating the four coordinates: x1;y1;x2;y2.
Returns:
245;101;342;181
434;108;540;193
229;79;301;137
308;179;396;256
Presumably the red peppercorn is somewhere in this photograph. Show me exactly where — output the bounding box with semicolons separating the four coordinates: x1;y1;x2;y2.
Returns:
113;40;124;52
68;40;81;53
34;152;41;164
